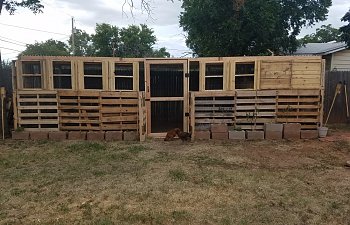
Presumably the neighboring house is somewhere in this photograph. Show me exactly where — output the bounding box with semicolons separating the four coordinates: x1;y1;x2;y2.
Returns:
294;42;350;71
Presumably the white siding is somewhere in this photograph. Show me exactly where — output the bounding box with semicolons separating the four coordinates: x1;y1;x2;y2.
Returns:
331;49;350;71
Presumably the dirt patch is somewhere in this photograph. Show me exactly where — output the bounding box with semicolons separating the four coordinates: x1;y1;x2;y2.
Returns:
0;135;349;225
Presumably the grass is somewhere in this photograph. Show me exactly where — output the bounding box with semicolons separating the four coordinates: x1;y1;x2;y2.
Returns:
0;138;349;224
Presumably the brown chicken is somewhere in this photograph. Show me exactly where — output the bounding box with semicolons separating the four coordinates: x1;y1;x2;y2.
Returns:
164;128;181;141
176;130;192;142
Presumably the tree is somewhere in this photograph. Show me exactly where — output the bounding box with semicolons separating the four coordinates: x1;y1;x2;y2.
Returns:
151;47;171;58
119;24;156;57
69;29;94;56
340;10;350;48
21;39;70;56
299;25;341;44
0;0;43;15
179;0;332;56
90;23;170;58
91;23;119;57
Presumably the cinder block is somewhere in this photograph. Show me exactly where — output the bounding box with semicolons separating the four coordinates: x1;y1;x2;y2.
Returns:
49;131;67;141
68;131;86;140
229;131;246;140
212;132;228;140
123;131;138;141
211;124;228;133
87;131;105;141
301;130;318;139
265;124;283;140
105;131;123;141
194;131;210;140
246;131;264;140
12;131;30;140
30;131;48;140
283;123;301;140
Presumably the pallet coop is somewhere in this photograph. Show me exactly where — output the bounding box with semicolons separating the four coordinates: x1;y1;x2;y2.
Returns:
12;56;325;141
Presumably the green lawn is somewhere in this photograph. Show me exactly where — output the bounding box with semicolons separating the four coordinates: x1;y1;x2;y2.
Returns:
0;138;349;225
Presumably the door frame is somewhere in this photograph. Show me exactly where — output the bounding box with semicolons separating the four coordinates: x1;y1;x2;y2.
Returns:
145;59;189;137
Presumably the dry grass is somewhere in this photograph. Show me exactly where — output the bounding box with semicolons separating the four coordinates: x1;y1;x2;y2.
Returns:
0;137;350;225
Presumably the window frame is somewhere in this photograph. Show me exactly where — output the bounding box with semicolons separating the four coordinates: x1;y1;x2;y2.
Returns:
82;61;104;90
110;61;138;91
232;60;257;90
203;62;225;91
20;61;43;90
52;61;73;90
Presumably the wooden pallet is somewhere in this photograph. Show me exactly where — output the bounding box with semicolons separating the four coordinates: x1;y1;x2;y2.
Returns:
276;90;321;130
16;90;59;131
100;91;139;131
191;89;321;131
57;90;140;132
58;91;101;131
191;91;235;130
235;90;277;131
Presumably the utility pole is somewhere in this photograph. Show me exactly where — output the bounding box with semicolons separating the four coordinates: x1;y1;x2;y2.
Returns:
71;17;75;56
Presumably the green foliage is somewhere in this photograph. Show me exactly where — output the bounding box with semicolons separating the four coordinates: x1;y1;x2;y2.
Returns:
299;25;341;44
69;29;94;56
340;10;350;48
180;0;332;56
0;0;43;15
21;39;70;56
92;23;120;57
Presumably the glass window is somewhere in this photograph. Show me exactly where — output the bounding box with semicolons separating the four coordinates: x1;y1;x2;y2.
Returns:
115;63;134;91
22;61;42;88
205;63;223;90
235;62;255;90
84;62;103;89
53;62;72;89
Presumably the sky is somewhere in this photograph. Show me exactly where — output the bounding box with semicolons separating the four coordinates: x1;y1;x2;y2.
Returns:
1;0;350;61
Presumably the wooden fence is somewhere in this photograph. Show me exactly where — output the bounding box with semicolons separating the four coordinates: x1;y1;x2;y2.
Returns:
190;90;322;131
14;90;147;138
324;71;350;124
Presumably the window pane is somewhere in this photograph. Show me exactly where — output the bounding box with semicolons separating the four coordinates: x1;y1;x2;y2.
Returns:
115;63;133;76
190;62;199;91
54;76;72;89
84;77;103;89
23;76;41;88
22;61;41;74
206;63;223;76
235;76;254;89
206;77;223;90
53;62;71;75
116;77;133;90
236;63;255;75
150;64;183;97
139;62;145;91
84;62;102;75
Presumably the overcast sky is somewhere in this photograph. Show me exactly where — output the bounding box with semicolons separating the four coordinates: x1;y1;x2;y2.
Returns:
1;0;350;60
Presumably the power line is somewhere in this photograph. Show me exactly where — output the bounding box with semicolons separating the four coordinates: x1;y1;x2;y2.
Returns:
0;46;22;52
0;35;28;45
0;38;26;47
0;22;69;36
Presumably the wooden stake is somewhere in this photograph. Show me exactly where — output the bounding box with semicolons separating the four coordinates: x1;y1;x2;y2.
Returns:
1;87;5;140
344;81;349;118
325;82;342;126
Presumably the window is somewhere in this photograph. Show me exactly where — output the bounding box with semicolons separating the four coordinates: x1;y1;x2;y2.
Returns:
205;63;223;90
115;63;133;90
53;62;72;89
189;61;199;91
84;62;103;89
235;62;255;89
22;61;42;89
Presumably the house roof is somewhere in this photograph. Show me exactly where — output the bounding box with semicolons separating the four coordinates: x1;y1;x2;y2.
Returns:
294;42;348;55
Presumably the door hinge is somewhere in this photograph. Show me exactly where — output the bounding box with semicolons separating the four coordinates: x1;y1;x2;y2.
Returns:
185;112;190;117
185;73;190;78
